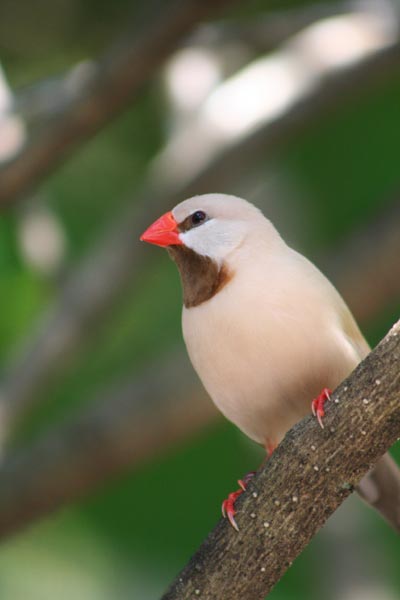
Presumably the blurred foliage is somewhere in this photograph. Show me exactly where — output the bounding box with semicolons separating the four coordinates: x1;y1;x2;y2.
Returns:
0;0;399;598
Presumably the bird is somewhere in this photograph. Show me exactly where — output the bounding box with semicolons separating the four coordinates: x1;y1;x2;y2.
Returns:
140;192;400;532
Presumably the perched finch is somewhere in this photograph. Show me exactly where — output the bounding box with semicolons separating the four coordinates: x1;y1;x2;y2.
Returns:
141;193;400;532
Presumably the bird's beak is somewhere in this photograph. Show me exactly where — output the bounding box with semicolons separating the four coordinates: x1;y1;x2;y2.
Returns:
140;211;183;247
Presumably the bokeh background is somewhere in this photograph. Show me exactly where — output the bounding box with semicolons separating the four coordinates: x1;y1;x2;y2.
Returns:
0;0;399;598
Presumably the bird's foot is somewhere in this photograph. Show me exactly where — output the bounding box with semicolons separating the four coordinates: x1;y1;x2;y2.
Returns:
311;387;332;429
221;471;256;531
266;440;276;457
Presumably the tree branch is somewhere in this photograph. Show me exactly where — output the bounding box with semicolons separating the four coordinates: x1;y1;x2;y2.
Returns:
161;319;400;600
0;0;238;206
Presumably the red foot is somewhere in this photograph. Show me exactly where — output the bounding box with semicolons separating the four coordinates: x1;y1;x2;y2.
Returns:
221;471;255;531
311;388;332;429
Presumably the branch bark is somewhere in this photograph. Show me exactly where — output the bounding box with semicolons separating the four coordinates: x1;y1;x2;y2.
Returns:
161;319;400;600
0;0;238;206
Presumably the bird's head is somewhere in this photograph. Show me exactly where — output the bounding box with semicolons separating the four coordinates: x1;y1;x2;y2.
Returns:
140;193;282;307
140;193;269;263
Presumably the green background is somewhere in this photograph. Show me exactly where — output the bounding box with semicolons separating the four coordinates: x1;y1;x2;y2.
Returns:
0;1;399;598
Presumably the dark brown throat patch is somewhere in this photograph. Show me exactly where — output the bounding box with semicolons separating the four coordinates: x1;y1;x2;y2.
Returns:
167;246;232;308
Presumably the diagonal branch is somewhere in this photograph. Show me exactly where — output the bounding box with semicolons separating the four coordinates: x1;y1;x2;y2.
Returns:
0;0;238;206
161;319;400;600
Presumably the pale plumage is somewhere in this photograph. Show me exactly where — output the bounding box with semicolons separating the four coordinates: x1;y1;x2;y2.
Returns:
178;198;365;445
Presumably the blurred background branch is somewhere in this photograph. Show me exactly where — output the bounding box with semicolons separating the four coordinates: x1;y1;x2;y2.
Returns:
12;0;387;124
0;350;218;539
0;0;238;206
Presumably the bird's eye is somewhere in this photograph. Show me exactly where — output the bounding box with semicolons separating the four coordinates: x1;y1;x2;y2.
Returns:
190;210;207;226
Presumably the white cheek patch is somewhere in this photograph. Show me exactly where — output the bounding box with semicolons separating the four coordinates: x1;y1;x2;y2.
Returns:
180;220;244;263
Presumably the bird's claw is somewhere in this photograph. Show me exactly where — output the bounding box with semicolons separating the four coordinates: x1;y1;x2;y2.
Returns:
221;471;256;531
238;470;256;491
221;491;241;531
311;387;332;429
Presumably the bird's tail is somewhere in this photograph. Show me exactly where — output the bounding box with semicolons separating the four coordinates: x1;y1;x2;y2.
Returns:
357;452;400;533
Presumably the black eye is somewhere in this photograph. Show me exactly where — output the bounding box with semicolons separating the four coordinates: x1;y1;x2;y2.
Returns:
191;210;207;226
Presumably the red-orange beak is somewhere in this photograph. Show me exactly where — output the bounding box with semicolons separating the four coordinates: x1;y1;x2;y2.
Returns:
140;211;183;248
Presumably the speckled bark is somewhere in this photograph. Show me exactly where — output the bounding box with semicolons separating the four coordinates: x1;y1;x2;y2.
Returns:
161;319;400;600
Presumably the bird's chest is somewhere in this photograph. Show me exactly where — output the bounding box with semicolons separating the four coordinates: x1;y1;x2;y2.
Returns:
182;283;335;444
